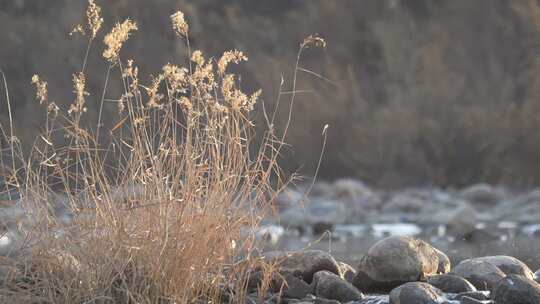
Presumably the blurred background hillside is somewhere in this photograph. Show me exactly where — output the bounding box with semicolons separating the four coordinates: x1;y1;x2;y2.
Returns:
2;0;540;188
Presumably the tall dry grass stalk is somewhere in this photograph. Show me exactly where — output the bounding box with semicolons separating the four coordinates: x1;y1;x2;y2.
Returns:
0;1;325;302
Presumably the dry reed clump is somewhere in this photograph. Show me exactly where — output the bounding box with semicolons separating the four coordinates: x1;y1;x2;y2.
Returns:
0;2;298;303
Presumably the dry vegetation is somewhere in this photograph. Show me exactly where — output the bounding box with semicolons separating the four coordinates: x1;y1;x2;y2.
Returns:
0;2;327;302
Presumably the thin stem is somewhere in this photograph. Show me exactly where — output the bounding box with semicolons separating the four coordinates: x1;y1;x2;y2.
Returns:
96;64;113;141
0;70;19;194
81;39;94;74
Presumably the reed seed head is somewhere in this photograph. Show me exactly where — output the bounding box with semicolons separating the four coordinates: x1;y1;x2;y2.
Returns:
218;50;247;75
87;0;103;39
191;50;205;66
301;34;326;49
68;72;88;115
103;19;138;62
171;11;189;38
31;74;48;105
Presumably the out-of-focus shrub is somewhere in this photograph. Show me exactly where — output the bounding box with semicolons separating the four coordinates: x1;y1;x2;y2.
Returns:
3;0;540;187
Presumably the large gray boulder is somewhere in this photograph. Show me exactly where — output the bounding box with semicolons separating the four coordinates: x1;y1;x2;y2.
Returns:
352;236;442;293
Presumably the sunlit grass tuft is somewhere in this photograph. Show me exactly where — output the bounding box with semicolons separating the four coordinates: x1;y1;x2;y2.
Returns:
0;1;307;302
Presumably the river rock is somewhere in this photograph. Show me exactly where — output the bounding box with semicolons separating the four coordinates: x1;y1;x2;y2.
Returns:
426;274;476;293
333;178;380;209
382;192;425;214
492;274;540;304
312;270;364;302
352;236;441;293
450;259;506;291
272;272;312;299
279;207;310;232
309;181;335;198
263;250;340;283
275;189;304;210
474;256;534;279
389;282;445;304
445;203;478;238
278;199;348;233
306;200;347;227
459;183;504;208
535;269;540;284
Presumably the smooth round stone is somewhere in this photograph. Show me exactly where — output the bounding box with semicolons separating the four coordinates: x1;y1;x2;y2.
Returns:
352;236;441;293
389;282;445;304
427;274;476;293
312;270;364;302
492;274;540;304
450;259;506;291
474;256;534;279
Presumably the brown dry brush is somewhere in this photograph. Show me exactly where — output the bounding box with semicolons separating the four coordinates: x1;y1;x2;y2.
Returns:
0;2;324;303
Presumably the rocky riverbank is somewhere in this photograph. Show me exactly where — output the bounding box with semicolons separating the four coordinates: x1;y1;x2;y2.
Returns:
257;180;540;270
1;179;540;303
246;236;540;304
